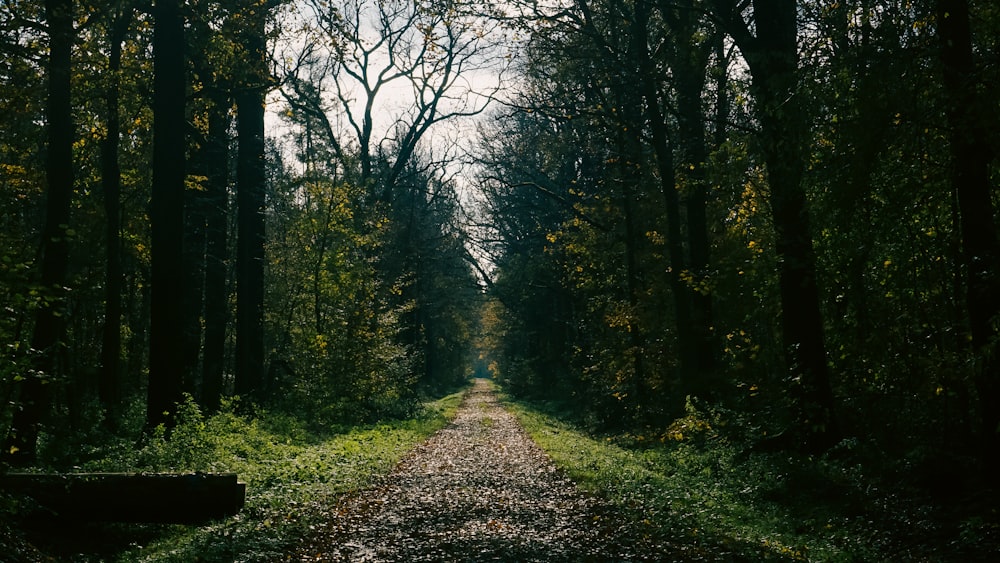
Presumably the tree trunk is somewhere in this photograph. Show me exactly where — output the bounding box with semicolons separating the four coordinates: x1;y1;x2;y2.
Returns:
201;90;231;413
235;90;266;405
754;1;837;450
183;136;208;401
147;0;187;429
630;0;696;403
713;32;729;150
99;10;131;428
936;0;1000;473
4;0;75;464
715;0;838;450
235;5;268;404
616;142;650;416
670;2;717;385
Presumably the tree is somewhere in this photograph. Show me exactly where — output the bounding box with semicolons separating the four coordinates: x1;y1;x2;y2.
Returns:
186;0;236;411
472;110;582;401
4;0;75;464
199;86;232;413
381;152;481;392
662;0;718;384
283;0;504;196
711;0;838;450
627;0;717;394
936;0;1000;472
234;0;269;405
147;0;186;429
98;2;135;428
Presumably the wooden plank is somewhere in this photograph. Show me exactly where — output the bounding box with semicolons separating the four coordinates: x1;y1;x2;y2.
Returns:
0;472;246;523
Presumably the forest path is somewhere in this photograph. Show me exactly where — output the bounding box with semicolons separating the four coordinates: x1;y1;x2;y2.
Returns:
292;378;676;562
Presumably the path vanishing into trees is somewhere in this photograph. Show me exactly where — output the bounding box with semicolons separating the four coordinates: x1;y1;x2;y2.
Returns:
292;379;688;561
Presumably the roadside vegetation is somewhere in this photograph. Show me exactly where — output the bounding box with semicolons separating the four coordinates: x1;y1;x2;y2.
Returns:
0;389;465;562
473;4;1000;561
504;389;1000;562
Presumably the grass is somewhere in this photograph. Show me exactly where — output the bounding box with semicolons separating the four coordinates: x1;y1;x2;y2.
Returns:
6;380;995;561
501;392;999;562
3;388;466;562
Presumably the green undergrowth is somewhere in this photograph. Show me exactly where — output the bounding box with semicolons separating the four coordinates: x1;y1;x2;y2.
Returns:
503;392;998;562
7;388;466;562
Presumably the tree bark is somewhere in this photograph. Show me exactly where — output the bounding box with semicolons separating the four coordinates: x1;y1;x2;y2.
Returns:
936;0;1000;473
629;0;696;401
201;89;231;413
669;0;717;384
99;9;132;428
182;178;207;401
4;0;75;464
147;0;187;429
234;4;268;404
714;0;838;450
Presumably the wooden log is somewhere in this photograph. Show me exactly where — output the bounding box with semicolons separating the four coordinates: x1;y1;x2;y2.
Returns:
0;472;246;524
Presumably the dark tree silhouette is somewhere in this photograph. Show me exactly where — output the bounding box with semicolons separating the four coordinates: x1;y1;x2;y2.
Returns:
201;88;231;412
235;1;268;404
936;0;1000;473
711;0;838;449
147;0;187;429
99;6;133;427
4;0;75;463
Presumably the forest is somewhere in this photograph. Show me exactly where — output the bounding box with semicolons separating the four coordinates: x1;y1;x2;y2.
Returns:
1;0;999;560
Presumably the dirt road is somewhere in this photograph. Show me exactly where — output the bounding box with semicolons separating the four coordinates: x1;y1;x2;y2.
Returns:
293;379;670;561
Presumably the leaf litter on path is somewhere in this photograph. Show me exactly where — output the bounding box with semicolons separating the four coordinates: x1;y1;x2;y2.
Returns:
292;379;687;562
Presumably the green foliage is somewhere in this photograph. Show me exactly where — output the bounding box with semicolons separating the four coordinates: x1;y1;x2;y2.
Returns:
506;393;1000;561
377;155;482;395
265;172;420;426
